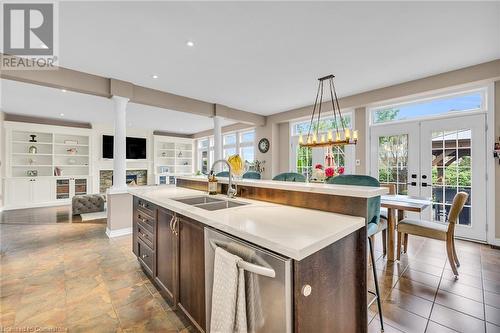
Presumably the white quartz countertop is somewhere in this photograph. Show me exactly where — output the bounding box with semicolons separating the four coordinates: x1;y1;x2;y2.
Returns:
177;175;388;198
129;186;365;260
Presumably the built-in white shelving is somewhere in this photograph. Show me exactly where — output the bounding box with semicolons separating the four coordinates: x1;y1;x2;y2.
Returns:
4;122;92;209
153;135;194;184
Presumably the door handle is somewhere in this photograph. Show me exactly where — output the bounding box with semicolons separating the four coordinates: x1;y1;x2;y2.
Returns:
421;182;428;187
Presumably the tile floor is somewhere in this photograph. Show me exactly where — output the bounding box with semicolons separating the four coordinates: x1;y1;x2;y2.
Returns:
0;206;193;332
1;205;500;332
368;231;500;333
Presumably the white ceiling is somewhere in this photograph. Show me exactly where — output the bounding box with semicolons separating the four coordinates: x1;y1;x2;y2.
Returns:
52;1;500;115
0;79;235;134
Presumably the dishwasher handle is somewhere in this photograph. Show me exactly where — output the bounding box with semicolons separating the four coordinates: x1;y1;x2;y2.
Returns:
209;240;276;278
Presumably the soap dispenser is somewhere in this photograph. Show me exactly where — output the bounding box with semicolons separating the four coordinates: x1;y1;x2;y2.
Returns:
208;171;218;195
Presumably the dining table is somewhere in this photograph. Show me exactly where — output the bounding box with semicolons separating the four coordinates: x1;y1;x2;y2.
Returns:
381;195;432;261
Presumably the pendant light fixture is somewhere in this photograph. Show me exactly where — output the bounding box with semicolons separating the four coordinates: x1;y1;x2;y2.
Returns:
299;74;358;148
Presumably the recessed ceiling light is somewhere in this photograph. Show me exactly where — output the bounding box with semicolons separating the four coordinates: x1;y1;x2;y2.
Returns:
60;113;65;117
186;41;194;47
61;89;67;92
152;75;159;79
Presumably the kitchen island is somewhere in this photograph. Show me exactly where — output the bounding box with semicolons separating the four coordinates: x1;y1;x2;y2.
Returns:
129;179;387;333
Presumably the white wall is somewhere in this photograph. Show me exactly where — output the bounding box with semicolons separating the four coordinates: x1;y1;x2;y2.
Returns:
90;123;155;193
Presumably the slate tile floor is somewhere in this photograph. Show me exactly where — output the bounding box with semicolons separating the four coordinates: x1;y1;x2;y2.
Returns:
1;205;500;332
0;206;194;332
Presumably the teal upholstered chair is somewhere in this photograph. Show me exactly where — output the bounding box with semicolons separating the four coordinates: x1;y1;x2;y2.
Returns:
215;171;230;178
272;172;306;182
327;174;384;331
242;171;261;180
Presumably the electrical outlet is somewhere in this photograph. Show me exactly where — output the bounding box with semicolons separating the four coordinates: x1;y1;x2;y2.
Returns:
355;159;361;166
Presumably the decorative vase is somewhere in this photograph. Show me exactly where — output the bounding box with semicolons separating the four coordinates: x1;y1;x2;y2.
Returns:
311;168;325;182
28;145;37;154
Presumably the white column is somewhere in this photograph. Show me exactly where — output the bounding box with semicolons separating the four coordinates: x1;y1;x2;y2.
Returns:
213;116;223;171
111;96;129;192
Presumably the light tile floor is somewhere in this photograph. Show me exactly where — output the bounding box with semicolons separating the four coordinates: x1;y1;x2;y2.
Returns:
1;205;500;332
368;231;500;333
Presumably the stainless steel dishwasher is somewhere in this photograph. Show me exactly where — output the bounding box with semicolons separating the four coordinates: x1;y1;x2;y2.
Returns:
204;227;292;333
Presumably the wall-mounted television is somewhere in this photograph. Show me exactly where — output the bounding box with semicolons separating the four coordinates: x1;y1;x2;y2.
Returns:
102;135;147;159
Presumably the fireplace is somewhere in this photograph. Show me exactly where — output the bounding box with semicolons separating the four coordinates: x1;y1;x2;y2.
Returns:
126;174;138;185
100;169;147;193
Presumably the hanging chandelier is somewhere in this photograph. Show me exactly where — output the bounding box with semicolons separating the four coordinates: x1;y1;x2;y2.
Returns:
299;74;358;148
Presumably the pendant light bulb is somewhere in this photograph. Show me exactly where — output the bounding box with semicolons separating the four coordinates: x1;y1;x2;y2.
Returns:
335;132;341;141
327;130;333;141
299;134;304;144
321;134;325;143
312;133;317;143
345;128;351;140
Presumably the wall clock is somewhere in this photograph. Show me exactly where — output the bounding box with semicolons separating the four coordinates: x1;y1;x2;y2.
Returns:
258;138;270;153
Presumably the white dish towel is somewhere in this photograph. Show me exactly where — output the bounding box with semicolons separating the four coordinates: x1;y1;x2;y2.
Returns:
210;246;248;333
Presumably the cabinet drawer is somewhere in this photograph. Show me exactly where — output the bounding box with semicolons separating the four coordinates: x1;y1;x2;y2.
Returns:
136;210;155;231
137;239;154;275
136;198;156;217
137;222;154;249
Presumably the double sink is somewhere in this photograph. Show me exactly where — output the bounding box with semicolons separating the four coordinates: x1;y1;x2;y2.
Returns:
173;195;249;211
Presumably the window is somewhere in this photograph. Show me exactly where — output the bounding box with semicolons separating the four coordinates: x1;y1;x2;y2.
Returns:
292;114;352;136
196;129;255;174
377;134;408;195
239;130;255;164
372;91;484;125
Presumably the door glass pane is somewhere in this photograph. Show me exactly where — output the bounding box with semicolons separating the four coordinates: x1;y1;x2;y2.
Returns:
297;146;312;179
377;134;408;194
430;129;472;226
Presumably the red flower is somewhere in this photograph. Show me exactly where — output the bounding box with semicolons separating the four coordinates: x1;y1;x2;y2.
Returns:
315;163;323;170
337;166;345;175
325;167;335;178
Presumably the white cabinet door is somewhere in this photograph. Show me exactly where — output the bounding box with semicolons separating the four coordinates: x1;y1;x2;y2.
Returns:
5;179;32;206
32;178;55;203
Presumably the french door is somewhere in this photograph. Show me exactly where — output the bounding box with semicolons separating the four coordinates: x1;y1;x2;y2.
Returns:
370;114;487;242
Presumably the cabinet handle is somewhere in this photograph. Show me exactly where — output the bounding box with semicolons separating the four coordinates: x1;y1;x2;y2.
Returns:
141;233;147;238
169;215;175;232
173;217;179;236
141;254;148;259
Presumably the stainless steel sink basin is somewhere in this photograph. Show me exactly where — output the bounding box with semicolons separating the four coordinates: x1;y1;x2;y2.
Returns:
173;196;223;205
172;195;249;211
195;200;248;211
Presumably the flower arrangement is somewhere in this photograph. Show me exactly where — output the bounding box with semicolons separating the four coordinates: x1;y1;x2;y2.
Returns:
311;163;345;182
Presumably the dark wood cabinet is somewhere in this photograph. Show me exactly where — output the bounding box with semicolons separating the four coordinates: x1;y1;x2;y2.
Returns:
178;215;206;333
133;196;206;332
155;207;178;305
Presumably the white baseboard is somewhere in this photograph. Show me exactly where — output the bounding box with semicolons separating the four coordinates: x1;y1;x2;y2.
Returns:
488;238;500;247
106;227;132;238
2;200;70;211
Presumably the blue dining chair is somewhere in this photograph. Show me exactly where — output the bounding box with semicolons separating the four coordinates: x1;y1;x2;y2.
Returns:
326;174;384;331
272;172;306;182
215;171;229;178
242;171;261;180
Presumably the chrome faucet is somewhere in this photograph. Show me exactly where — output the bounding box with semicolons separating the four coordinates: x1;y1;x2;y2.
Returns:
210;159;237;198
